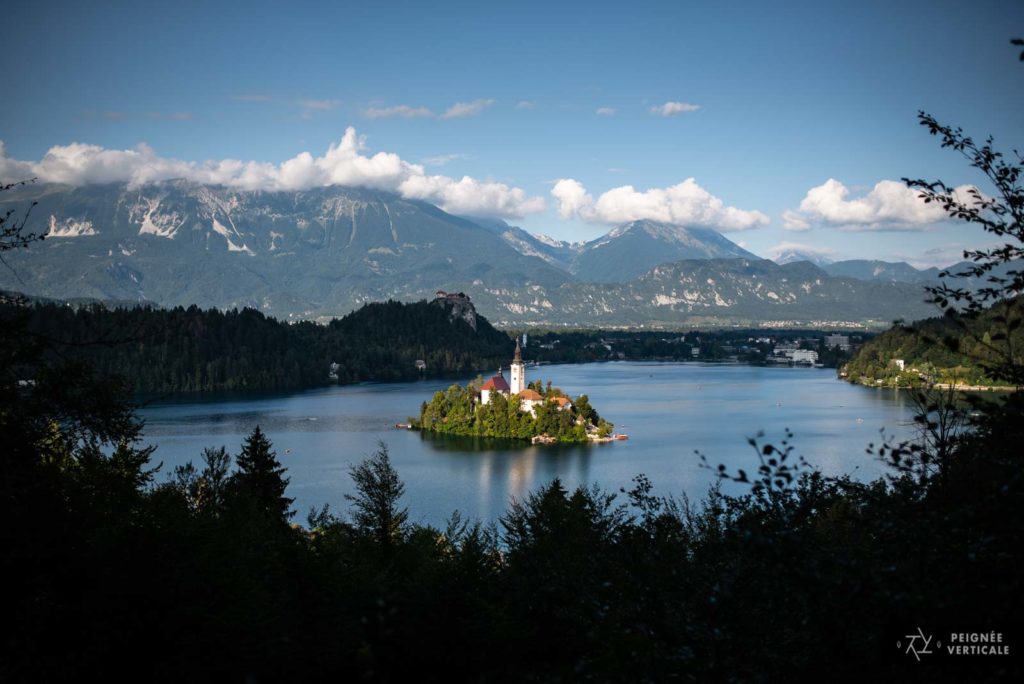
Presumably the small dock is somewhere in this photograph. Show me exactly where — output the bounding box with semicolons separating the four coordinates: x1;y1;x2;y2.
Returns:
587;433;629;443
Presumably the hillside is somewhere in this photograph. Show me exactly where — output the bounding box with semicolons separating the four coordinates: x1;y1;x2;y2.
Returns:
517;259;937;329
842;296;1024;387
823;259;940;283
7;293;513;393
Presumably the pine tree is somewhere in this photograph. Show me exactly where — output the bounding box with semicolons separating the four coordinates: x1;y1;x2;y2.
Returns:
233;425;294;519
346;442;408;547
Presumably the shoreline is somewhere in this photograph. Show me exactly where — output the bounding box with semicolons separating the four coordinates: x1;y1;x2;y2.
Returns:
139;359;838;401
846;379;1018;392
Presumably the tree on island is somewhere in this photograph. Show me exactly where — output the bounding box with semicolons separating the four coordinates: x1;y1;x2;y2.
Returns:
416;378;611;442
573;394;600;425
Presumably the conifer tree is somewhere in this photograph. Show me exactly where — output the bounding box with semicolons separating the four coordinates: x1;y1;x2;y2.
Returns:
346;442;408;546
233;425;293;519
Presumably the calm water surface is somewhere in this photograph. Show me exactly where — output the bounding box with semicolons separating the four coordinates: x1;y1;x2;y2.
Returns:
138;362;916;526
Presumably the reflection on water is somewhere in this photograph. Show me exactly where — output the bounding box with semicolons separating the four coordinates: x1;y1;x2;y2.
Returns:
414;431;597;511
137;362;917;526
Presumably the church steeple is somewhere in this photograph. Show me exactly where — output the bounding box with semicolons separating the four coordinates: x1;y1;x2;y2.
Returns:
510;337;525;394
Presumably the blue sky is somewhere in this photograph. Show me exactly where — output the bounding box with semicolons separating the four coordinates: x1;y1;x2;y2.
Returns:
2;0;1022;266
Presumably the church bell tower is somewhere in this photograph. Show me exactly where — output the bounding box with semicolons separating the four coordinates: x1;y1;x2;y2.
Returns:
510;338;525;394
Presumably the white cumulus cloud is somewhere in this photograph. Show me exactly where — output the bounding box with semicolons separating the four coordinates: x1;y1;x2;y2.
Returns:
650;101;700;117
596;107;616;116
784;178;973;231
551;178;768;232
551;179;594;220
0;128;546;219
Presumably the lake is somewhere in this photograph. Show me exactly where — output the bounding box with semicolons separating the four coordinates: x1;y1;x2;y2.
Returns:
137;362;917;527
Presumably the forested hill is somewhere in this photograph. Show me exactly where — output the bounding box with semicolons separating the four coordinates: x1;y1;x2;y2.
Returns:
842;295;1024;387
7;295;514;393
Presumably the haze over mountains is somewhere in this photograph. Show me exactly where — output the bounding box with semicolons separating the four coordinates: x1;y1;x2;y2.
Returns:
0;181;949;327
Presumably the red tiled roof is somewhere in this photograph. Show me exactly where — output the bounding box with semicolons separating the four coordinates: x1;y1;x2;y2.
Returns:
481;375;510;392
519;389;543;401
551;396;572;407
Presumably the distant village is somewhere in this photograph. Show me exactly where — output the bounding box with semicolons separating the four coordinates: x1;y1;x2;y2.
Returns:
521;329;863;368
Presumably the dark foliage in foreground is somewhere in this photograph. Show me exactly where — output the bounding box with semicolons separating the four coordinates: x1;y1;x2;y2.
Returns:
3;304;1022;681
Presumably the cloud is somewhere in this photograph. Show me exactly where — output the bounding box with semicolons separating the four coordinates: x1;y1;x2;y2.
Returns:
421;153;469;166
364;104;434;119
82;111;193;122
551;179;594;220
299;99;340;111
551;177;768;232
441;99;495;119
765;241;837;263
781;210;812;232
595;107;616;116
784;178;974;231
360;99;497;121
400;174;545;217
299;99;340;119
650;101;700;117
0;128;546;219
516;100;536;110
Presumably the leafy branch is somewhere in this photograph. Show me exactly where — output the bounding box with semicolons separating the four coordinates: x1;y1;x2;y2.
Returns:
699;428;811;495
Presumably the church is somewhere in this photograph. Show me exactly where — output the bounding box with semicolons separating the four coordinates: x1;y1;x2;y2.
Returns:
480;339;571;415
480;339;525;405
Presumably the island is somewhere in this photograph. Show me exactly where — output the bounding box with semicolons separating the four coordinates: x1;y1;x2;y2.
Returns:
411;339;618;444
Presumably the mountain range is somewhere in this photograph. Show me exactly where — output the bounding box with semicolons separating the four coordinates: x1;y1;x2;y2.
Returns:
0;181;950;327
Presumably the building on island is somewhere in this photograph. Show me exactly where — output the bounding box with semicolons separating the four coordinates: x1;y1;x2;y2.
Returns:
480;339;572;416
480;370;510;405
518;388;544;414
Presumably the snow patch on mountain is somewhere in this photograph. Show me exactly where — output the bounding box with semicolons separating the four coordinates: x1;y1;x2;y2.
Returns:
212;218;254;255
135;197;183;239
47;215;96;237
